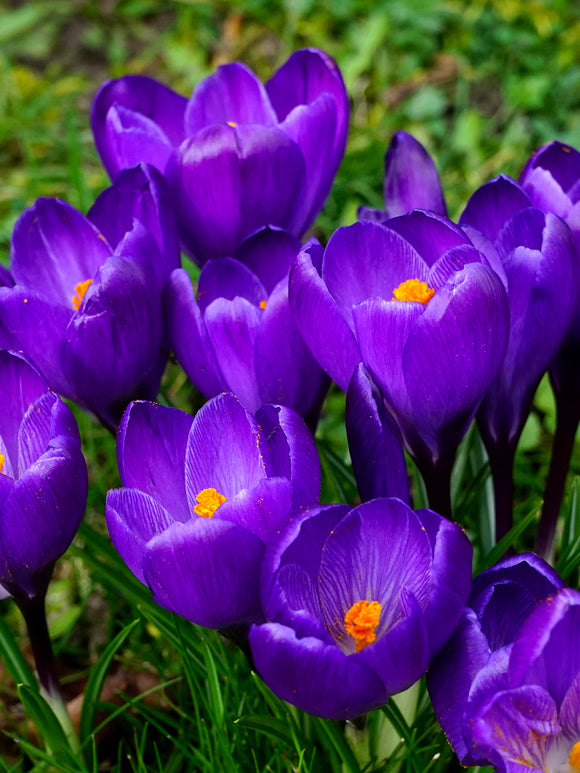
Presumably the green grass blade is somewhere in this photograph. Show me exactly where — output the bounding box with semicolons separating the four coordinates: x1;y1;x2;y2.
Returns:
17;683;73;760
476;500;541;574
79;618;140;745
0;612;37;688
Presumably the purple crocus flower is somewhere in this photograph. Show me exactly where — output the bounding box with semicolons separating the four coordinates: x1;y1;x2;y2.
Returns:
468;587;580;772
519;142;580;556
427;553;564;766
92;49;349;262
165;230;329;426
0;164;180;430
249;497;472;719
358;130;447;222
0;350;87;601
290;214;509;515
106;393;320;630
460;175;577;539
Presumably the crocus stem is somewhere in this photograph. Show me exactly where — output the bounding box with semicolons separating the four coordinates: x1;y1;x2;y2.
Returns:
15;592;80;754
487;442;516;543
536;390;580;560
419;457;453;520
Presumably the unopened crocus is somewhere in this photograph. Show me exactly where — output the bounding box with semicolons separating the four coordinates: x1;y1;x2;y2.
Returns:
165;230;329;426
0;164;180;430
92;49;349;262
520;142;580;556
358;130;447;222
249;497;472;719
0;349;87;702
460;175;577;539
106;393;320;631
290;215;509;515
427;553;564;766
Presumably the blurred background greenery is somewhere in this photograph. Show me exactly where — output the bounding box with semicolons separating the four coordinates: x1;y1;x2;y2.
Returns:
1;1;580;770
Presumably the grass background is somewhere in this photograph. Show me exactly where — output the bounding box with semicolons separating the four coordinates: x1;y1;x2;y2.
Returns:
1;0;580;770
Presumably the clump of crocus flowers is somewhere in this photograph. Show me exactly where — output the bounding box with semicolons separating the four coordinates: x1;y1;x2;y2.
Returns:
0;42;579;773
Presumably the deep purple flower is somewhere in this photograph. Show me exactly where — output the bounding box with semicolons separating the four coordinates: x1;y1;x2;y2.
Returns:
519;143;580;556
460;175;577;538
165;232;329;425
0;350;87;601
249;497;472;719
92;49;349;262
0;164;180;430
290;215;509;515
358;131;447;222
428;553;564;765
106;393;320;630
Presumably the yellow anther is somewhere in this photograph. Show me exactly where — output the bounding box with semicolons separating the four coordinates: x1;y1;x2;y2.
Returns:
569;740;580;771
259;300;267;310
392;279;435;305
72;279;93;310
227;121;237;127
0;453;4;474
344;600;382;652
194;488;226;518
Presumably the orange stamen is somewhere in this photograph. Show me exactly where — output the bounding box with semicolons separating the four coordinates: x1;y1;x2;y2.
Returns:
344;600;382;652
392;279;435;305
0;453;4;474
259;300;267;310
72;279;93;310
227;121;237;127
569;740;580;771
194;488;226;518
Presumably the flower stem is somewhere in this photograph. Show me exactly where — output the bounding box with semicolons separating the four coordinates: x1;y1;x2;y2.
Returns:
536;389;580;560
15;591;80;755
419;456;453;520
486;441;516;544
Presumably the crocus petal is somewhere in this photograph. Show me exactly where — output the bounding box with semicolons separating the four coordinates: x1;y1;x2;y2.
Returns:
233;227;301;293
184;393;268;504
559;670;580;739
184;62;277;134
249;622;387;720
92;75;187;178
317;500;432;642
116;401;192;520
62;256;163;425
203;296;262;411
105;487;175;585
428;608;493;763
0;443;87;596
322;221;428;328
88;163;180;281
289;241;361;390
100;105;176;176
216;476;292;542
415;507;473;656
345;364;409;503
508;588;580;709
468;685;559;771
521;141;580;196
144;518;265;628
0;288;74;397
386;210;467;268
382;132;446;217
0;349;48;468
164;269;226;398
254;278;330;418
167;124;305;261
255;404;321;510
17;392;60;474
10;198;111;306
459;175;532;243
197;257;267;312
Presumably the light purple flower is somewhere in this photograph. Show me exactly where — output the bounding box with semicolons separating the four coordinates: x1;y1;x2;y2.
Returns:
106;393;320;630
165;231;329;425
428;553;564;765
250;497;472;719
92;49;349;262
0;164;180;430
0;350;87;601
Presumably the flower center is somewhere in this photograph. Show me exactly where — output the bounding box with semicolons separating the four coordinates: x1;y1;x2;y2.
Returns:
194;488;226;518
72;279;93;310
392;279;435;305
344;600;382;652
569;740;580;771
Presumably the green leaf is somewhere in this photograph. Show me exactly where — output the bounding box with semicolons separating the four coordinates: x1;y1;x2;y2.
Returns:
0;613;37;688
79;618;140;744
235;714;295;745
201;636;224;726
476;501;541;574
17;683;71;756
